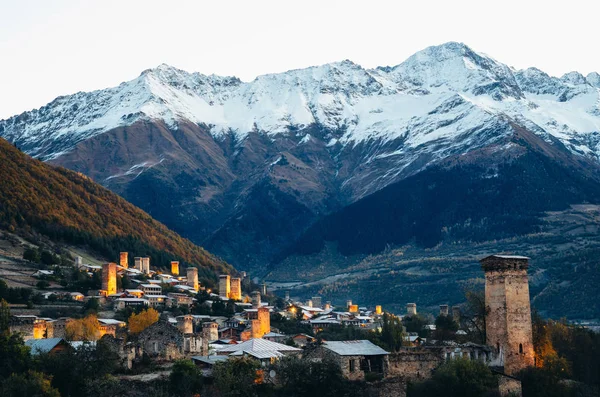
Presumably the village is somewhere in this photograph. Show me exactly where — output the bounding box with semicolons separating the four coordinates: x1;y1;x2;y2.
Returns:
3;252;536;396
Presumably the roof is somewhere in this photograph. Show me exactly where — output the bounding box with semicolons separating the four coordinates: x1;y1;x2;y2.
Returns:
140;284;161;288
230;350;284;359
191;355;229;365
98;319;126;326
263;332;286;338
218;338;300;354
323;340;389;356
25;338;65;355
116;298;148;303
482;254;529;260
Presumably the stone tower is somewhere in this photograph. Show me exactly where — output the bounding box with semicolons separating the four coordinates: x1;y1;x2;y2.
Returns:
141;257;150;274
480;255;534;375
134;257;142;271
230;277;241;300
187;267;199;292
439;304;449;316
256;306;270;338
311;296;322;308
406;303;417;316
176;315;193;334
251;291;261;308
102;262;117;296
452;306;461;323
119;252;128;269
171;261;179;276
219;275;231;298
203;321;219;342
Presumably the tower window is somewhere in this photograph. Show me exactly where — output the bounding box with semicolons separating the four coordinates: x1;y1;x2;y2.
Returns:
496;342;500;353
519;343;523;354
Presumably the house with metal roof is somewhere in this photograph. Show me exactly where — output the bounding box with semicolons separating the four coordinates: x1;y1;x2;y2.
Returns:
25;338;70;356
306;340;389;381
216;338;300;365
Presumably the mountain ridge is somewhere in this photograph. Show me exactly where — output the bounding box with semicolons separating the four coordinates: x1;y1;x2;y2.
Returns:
1;41;600;275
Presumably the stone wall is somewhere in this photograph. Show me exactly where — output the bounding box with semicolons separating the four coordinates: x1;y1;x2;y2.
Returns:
388;348;443;380
388;345;494;381
498;375;522;397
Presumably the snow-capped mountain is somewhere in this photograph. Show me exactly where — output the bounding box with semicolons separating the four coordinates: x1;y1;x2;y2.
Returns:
3;42;599;161
2;42;600;271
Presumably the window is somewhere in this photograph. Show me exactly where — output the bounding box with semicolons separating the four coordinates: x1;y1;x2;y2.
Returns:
349;359;356;372
496;342;500;353
519;343;523;354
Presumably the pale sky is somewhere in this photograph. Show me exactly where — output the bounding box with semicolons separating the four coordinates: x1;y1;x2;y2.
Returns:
0;0;598;119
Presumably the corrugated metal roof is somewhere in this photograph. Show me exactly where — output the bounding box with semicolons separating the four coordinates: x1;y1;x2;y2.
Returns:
230;350;284;359
323;340;389;356
191;355;229;365
25;338;64;355
218;338;300;353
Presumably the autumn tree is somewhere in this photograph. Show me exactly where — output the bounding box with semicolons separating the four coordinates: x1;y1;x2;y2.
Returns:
128;308;159;334
65;314;101;341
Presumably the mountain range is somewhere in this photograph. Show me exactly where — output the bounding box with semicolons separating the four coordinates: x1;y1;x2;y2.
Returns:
2;42;600;317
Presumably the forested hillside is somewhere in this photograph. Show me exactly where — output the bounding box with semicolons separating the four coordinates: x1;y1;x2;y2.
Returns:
0;138;230;278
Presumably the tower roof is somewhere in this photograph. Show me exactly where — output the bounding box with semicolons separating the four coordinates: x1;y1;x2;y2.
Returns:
480;254;529;272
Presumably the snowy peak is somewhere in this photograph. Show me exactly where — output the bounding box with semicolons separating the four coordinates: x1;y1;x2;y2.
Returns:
1;42;599;163
586;72;600;88
391;42;523;100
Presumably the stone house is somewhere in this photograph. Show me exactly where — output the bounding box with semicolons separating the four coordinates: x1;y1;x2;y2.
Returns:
137;316;206;361
25;338;71;356
306;340;390;381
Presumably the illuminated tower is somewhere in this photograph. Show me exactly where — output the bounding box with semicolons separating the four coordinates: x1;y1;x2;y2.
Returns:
219;275;230;299
187;267;199;292
230;277;242;300
119;252;128;268
102;262;117;296
171;261;179;276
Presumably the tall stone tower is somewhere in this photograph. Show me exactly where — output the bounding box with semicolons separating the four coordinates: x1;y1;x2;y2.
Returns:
134;257;142;271
251;291;261;308
102;262;117;296
406;303;417;316
480;255;535;375
254;306;270;338
203;322;219;342
176;315;193;334
219;275;231;299
230;277;241;300
141;257;150;274
171;261;179;276
439;304;449;316
187;267;199;292
119;252;128;269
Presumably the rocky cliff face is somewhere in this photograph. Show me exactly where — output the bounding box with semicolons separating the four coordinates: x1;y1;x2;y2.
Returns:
2;42;600;272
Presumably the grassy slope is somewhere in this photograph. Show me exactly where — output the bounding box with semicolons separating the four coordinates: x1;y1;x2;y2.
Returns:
0;138;231;278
